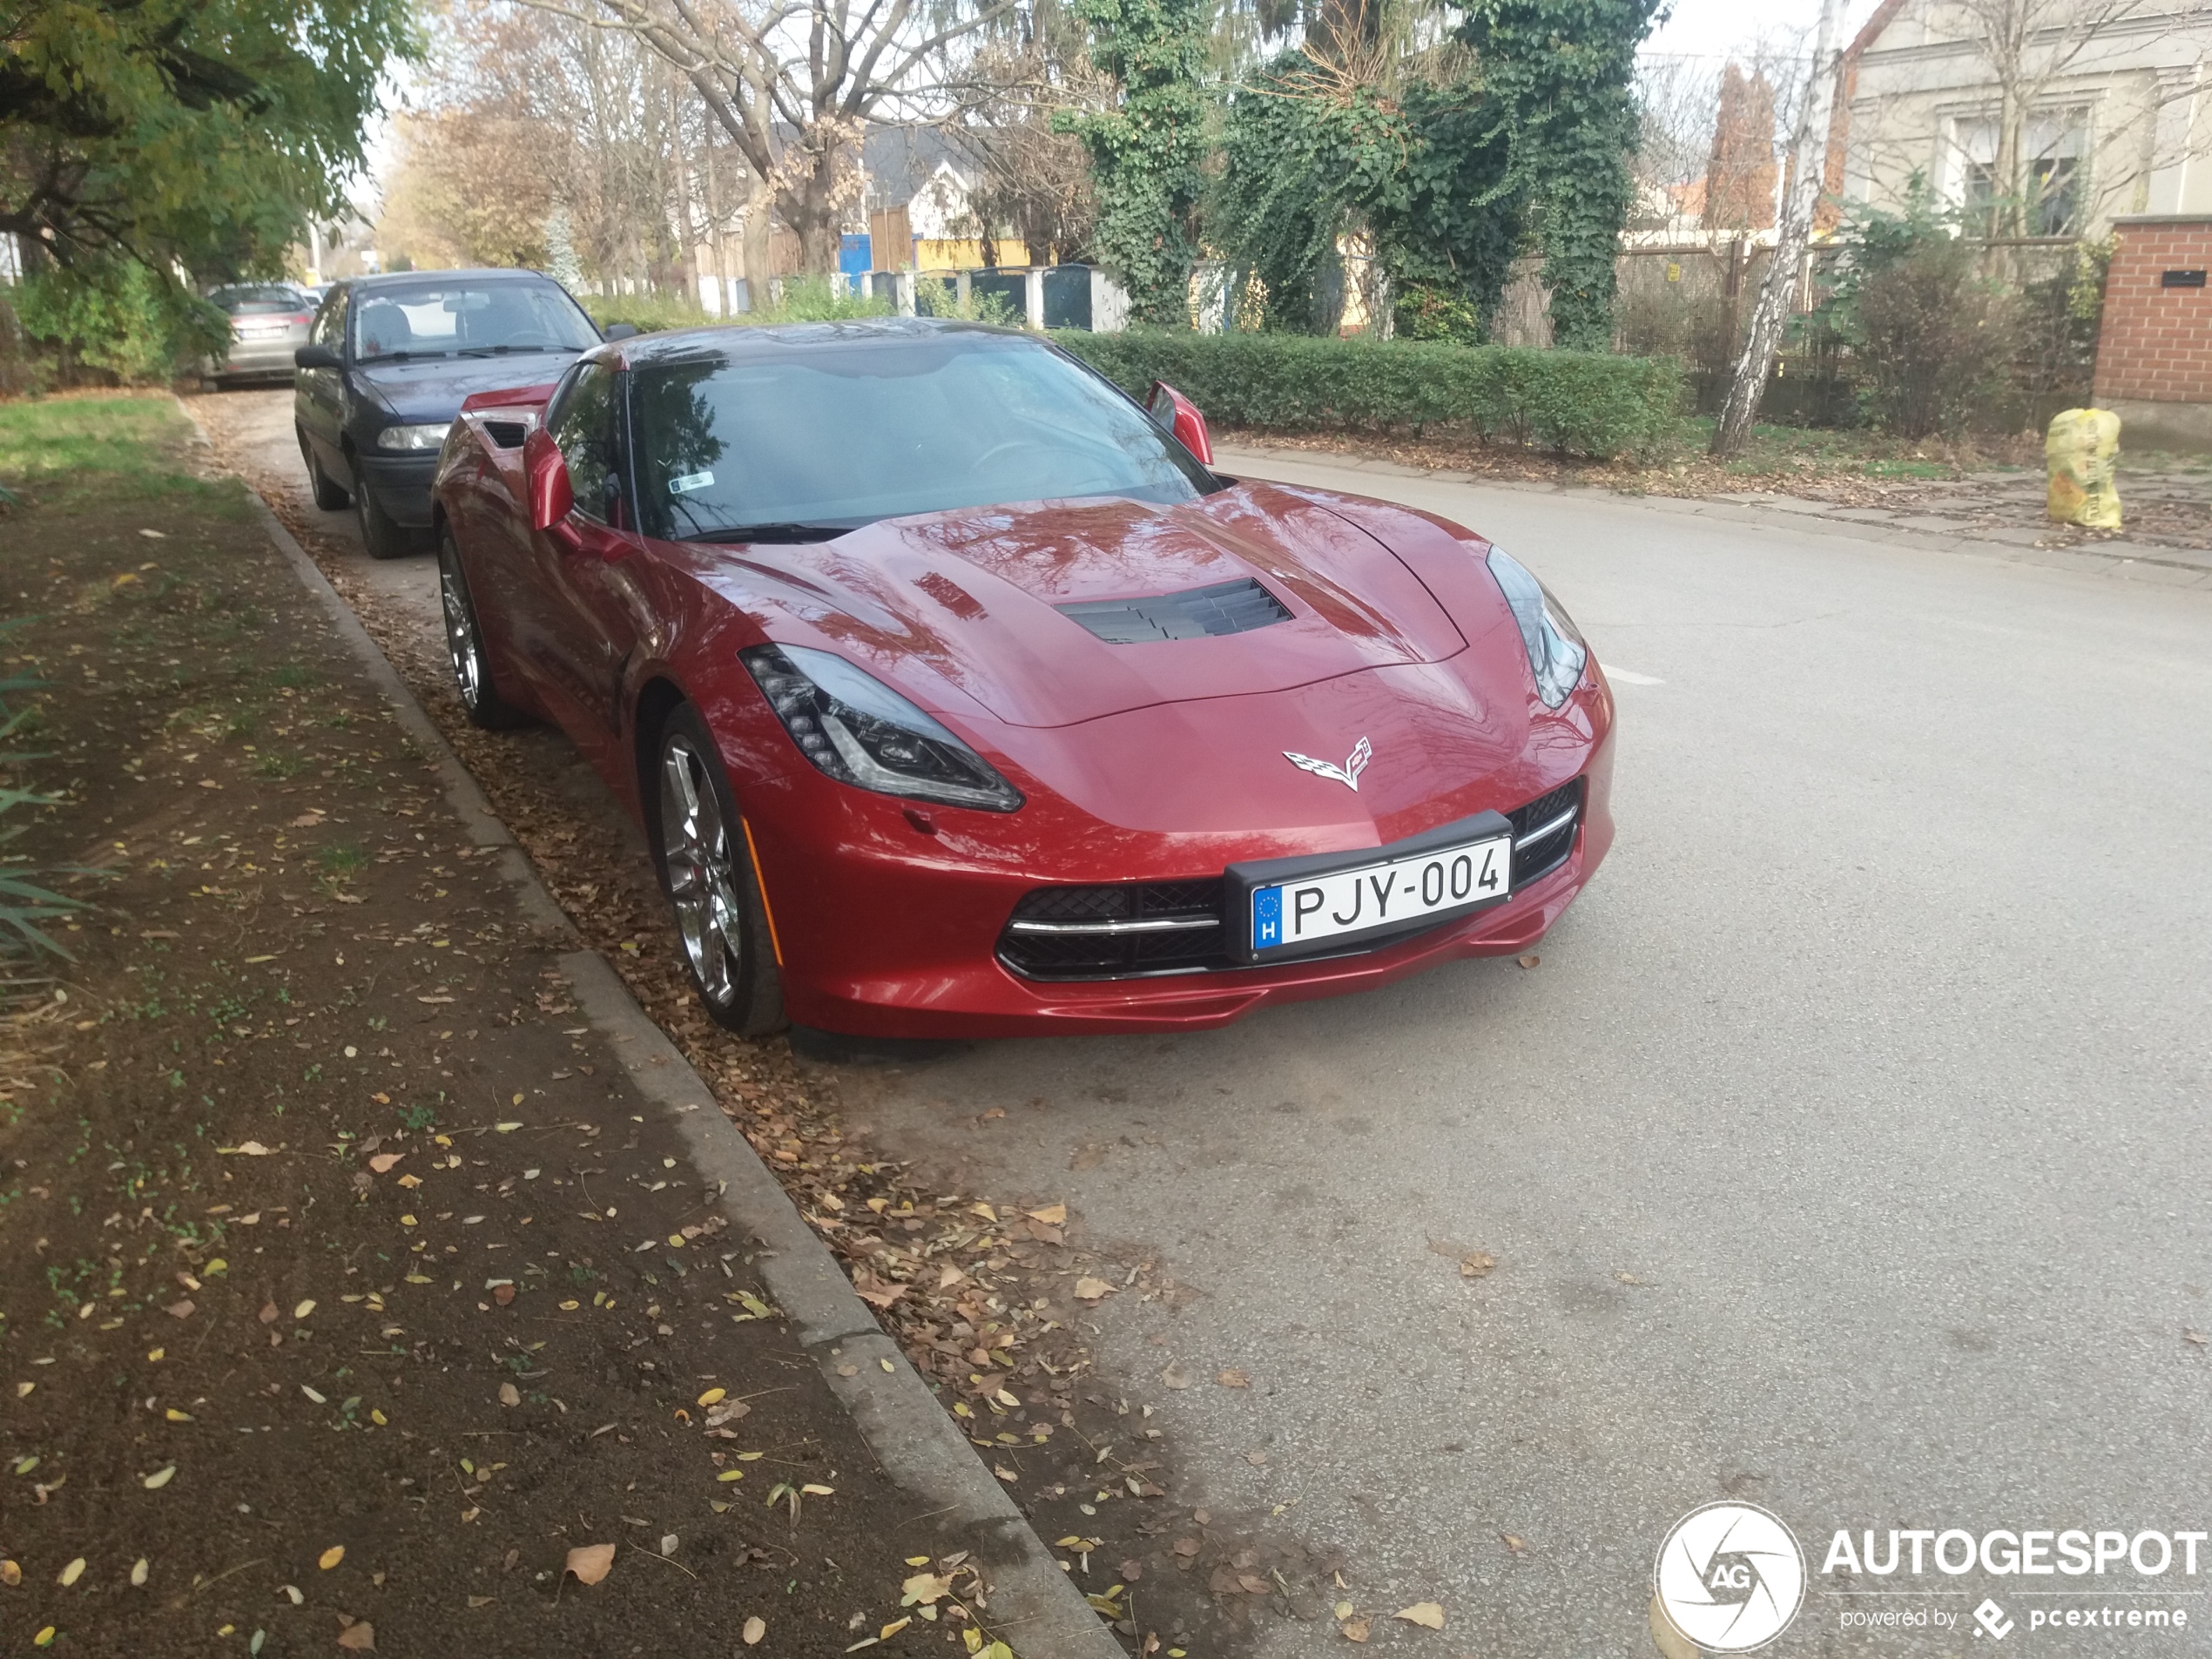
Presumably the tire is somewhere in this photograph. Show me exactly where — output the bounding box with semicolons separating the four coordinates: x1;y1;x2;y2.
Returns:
299;428;350;509
437;533;531;731
650;705;786;1036
351;457;413;558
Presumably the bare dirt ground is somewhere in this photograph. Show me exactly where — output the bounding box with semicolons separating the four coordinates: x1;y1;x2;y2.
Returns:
1219;424;2212;551
0;398;934;1657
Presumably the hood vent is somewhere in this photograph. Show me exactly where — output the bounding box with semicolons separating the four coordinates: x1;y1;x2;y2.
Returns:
1056;577;1291;644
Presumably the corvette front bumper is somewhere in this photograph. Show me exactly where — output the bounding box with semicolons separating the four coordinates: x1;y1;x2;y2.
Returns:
740;718;1615;1039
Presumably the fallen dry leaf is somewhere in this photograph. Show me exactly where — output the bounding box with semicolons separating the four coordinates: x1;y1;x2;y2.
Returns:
1072;1277;1116;1302
260;1303;280;1325
1393;1602;1446;1630
565;1543;616;1586
497;1383;520;1407
1025;1204;1068;1225
742;1615;766;1645
368;1154;402;1175
1459;1253;1496;1279
902;1571;954;1605
1341;1615;1372;1642
1160;1362;1193;1390
1649;1593;1700;1659
165;1299;196;1319
318;1547;345;1571
1217;1369;1251;1388
336;1619;375;1650
1515;953;1540;969
1502;1534;1526;1552
2;1560;22;1587
225;1141;275;1157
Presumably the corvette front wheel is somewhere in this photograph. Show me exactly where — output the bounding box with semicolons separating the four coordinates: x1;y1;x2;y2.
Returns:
652;706;786;1037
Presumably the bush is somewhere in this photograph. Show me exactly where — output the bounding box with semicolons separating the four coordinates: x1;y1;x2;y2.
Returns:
1050;329;1683;458
10;260;226;385
1825;183;2022;441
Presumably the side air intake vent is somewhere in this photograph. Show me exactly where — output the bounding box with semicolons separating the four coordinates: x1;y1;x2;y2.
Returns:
1057;577;1291;644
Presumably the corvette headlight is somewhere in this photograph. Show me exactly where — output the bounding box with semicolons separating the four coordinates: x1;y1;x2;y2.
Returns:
375;421;452;452
1486;547;1588;709
740;644;1023;813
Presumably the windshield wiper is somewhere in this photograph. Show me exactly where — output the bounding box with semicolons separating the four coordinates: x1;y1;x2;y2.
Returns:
456;342;579;357
360;349;452;362
682;523;855;544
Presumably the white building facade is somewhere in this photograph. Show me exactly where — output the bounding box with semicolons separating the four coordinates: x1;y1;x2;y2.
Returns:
1837;0;2212;235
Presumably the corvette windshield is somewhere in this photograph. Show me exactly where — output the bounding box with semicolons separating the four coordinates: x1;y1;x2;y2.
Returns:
630;330;1212;540
352;281;597;363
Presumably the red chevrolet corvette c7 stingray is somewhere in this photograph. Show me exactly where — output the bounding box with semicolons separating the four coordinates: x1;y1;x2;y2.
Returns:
429;318;1615;1040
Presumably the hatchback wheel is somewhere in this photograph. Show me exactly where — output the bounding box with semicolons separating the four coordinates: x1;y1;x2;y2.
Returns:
653;706;785;1036
352;461;413;558
299;428;349;510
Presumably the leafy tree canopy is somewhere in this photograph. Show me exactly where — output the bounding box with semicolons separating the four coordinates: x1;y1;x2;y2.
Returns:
3;0;418;278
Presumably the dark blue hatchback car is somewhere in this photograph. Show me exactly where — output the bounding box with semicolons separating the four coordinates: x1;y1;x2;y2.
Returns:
293;269;625;557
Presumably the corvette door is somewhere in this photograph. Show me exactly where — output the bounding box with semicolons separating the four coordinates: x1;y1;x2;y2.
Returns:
525;361;648;782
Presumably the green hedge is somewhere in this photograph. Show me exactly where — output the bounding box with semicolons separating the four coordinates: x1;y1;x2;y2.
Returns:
1049;329;1684;459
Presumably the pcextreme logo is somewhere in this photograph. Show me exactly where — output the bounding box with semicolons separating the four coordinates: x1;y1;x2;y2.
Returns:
1654;1502;1808;1652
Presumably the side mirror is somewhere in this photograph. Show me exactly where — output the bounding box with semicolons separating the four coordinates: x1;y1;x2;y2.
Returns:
523;428;573;531
1146;380;1213;465
293;343;343;371
603;322;640;341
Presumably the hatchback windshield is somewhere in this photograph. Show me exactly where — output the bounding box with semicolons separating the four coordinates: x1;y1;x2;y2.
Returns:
351;280;597;363
630;328;1213;540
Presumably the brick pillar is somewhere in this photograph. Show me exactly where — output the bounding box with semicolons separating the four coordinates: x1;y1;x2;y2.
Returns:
2094;215;2212;453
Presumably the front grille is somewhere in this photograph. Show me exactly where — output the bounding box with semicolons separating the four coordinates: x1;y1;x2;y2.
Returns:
997;777;1584;982
997;879;1231;980
1507;777;1583;887
1056;577;1291;644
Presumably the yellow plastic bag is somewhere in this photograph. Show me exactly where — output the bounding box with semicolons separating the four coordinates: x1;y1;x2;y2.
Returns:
2045;408;2122;529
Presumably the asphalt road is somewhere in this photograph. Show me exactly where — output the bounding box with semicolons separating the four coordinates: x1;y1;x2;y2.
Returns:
208;387;2212;1656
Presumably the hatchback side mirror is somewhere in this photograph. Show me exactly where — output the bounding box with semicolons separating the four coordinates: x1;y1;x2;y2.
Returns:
294;343;343;371
523;428;574;531
603;322;640;341
1146;380;1213;465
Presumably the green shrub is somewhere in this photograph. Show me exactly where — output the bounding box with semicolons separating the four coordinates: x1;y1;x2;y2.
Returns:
10;260;226;385
1051;329;1683;459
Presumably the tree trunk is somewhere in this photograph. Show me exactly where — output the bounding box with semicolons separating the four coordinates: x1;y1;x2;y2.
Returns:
742;170;774;301
785;143;844;276
1710;0;1850;457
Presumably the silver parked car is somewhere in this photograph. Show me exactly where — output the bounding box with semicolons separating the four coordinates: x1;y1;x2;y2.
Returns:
206;284;316;384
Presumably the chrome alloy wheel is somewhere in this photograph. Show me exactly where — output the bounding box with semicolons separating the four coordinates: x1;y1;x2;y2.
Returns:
441;558;484;712
659;736;745;1008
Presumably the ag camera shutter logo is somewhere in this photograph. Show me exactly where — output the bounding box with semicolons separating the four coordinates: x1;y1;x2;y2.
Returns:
1655;1502;1807;1651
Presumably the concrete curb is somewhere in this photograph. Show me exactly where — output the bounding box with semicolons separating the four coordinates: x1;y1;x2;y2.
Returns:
226;443;1122;1659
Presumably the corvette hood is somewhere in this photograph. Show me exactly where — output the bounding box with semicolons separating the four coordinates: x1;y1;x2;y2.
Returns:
358;350;583;423
729;482;1479;728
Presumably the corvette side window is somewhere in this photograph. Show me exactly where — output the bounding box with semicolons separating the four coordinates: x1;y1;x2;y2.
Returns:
549;363;620;526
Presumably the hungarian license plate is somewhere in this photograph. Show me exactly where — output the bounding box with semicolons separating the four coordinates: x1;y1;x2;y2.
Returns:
1248;831;1509;955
